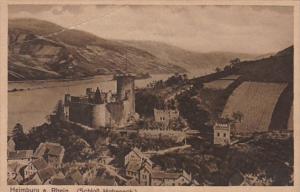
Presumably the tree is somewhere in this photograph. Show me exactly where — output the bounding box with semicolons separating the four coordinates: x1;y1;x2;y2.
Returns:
215;67;221;73
232;111;243;123
230;58;241;65
12;123;29;150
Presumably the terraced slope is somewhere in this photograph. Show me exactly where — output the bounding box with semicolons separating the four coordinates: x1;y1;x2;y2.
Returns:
222;82;287;133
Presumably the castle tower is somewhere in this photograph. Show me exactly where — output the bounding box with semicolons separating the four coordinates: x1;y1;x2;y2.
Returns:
116;73;135;114
213;118;231;145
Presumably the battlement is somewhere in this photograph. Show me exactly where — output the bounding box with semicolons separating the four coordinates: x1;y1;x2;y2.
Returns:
114;73;136;78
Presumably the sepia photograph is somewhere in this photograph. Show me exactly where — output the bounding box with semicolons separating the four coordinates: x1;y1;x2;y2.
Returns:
6;4;294;187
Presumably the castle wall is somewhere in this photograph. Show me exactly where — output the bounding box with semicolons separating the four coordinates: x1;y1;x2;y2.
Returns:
69;102;94;127
91;104;109;128
106;101;131;128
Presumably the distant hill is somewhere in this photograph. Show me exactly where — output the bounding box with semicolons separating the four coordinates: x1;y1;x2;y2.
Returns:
119;40;258;74
8;18;259;81
8;18;185;81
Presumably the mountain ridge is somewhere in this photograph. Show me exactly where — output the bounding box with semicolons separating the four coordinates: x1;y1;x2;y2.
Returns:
9;18;263;81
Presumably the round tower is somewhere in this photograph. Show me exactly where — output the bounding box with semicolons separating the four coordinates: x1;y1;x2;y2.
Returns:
116;73;135;114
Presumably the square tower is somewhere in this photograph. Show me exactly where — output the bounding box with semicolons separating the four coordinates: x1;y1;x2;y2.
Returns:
213;118;231;145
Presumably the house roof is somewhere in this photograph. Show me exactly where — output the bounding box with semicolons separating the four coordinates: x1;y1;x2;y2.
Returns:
132;147;144;158
52;178;76;185
151;171;182;179
32;158;48;171
91;176;116;186
23;176;40;185
34;142;64;157
66;170;84;185
8;150;33;160
126;162;141;172
8;162;23;172
7;179;19;185
126;178;140;186
37;166;56;182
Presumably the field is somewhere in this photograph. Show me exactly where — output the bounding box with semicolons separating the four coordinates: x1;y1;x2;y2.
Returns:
203;80;234;90
222;82;287;133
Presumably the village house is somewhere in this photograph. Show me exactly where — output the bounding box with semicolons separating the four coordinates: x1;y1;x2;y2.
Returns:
66;169;84;185
33;142;65;168
37;166;57;184
8;150;33;165
124;147;153;168
151;170;192;186
91;175;118;186
23;165;57;185
213;118;232;145
124;148;192;186
124;147;153;184
8;162;23;181
24;158;48;179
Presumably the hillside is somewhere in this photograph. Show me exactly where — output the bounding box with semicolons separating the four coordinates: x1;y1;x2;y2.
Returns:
8;18;186;81
190;45;293;131
234;46;293;83
119;40;258;74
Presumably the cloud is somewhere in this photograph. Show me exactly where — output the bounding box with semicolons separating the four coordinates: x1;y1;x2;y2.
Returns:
9;5;293;54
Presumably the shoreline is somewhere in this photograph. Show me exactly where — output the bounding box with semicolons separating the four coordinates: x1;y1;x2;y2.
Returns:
8;73;170;93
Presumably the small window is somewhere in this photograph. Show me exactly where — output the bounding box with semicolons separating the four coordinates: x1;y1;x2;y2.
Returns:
224;133;226;137
217;133;220;137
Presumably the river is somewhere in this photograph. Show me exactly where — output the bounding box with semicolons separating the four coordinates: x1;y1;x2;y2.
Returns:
8;74;172;135
8;68;215;135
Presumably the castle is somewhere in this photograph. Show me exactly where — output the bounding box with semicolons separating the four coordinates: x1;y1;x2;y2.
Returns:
64;73;138;129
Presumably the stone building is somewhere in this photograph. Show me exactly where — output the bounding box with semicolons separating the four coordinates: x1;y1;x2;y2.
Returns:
154;108;179;127
213;118;231;145
64;73;138;129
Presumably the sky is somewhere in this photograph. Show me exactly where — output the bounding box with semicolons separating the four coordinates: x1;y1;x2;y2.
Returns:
9;5;294;54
